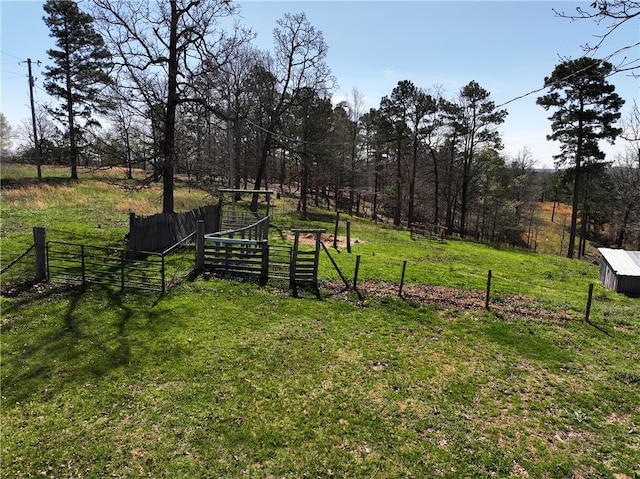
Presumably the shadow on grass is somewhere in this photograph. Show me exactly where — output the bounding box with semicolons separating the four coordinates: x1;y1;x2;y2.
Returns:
1;283;177;404
484;321;574;367
0;176;77;189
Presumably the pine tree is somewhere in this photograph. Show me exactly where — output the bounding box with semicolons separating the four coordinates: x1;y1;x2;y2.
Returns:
537;57;624;258
43;0;112;179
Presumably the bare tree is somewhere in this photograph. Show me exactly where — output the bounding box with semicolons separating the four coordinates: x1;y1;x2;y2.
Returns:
610;101;640;248
250;12;335;210
194;44;267;190
344;88;365;215
554;1;640;74
17;107;63;164
92;0;247;213
0;113;14;158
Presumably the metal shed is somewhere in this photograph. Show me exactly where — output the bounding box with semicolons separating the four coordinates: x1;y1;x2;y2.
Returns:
598;248;640;296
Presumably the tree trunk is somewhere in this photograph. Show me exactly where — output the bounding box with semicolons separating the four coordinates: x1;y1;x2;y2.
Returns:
252;132;272;211
567;148;583;258
162;0;179;214
459;152;471;238
429;147;440;226
407;138;419;229
578;171;590;258
616;204;631;248
394;138;402;227
65;62;78;180
301;163;309;216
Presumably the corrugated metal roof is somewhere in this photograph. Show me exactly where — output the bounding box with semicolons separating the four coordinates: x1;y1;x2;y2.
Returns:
598;248;640;277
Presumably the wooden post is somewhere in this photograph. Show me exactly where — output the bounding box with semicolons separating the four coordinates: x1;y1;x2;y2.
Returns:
128;212;137;259
399;260;407;297
346;221;351;253
333;212;340;249
313;231;321;283
196;220;205;271
266;192;272;218
260;242;269;286
585;283;594;322
353;255;361;291
485;269;492;310
33;226;46;282
320;241;350;289
290;231;300;295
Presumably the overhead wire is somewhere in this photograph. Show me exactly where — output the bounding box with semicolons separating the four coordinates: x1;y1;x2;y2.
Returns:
0;49;23;62
496;43;640;109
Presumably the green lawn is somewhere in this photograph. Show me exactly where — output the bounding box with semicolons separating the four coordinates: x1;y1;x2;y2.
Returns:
1;165;639;478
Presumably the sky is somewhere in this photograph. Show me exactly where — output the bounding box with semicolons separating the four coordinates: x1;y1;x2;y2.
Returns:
1;0;638;168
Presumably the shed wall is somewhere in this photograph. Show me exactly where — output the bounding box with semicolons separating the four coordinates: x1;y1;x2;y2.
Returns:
598;248;640;296
616;276;640;296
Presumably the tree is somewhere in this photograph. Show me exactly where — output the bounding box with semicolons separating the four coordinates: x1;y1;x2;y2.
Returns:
93;0;245;213
610;102;640;248
196;44;267;190
456;81;507;238
18;109;65;166
0;113;14;158
250;12;335;211
284;87;333;215
332;89;366;215
380;80;414;226
43;0;113;179
537;57;624;258
360;107;394;221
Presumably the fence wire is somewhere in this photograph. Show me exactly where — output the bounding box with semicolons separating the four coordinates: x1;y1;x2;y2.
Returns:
0;245;36;288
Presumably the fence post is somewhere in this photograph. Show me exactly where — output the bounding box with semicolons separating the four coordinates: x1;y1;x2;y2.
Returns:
353;255;362;300
346;221;351;253
399;260;407;297
485;269;492;310
161;254;166;294
33;226;46;282
196;220;205;272
120;250;126;290
585;283;594;322
260;242;269;286
333;212;340;249
353;255;361;290
290;232;300;295
128;212;136;257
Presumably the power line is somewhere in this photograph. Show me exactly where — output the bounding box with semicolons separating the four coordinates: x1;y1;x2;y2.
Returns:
495;44;639;109
0;50;23;62
1;68;25;77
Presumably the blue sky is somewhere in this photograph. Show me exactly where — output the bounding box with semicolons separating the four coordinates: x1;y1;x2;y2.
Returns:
2;1;638;167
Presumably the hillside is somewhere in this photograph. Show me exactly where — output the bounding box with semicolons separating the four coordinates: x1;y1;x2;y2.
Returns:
1;165;639;478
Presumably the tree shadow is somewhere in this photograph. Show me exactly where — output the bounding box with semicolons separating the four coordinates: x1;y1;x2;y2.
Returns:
1;284;177;404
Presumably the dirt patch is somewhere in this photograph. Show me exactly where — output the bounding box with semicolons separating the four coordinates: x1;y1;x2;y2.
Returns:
322;280;574;322
286;232;364;248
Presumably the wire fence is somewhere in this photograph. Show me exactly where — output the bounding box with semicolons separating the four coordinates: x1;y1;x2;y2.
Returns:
0;245;37;289
46;233;196;294
1;229;196;295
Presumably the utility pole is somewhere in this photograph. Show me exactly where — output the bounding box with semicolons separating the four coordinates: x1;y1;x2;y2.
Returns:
27;58;42;180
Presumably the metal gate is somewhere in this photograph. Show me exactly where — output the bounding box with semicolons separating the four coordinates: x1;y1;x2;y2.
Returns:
46;240;180;293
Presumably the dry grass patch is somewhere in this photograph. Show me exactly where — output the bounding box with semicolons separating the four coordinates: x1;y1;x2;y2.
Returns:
1;184;83;208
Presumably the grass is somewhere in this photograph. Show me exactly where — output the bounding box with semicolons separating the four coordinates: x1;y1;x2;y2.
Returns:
0;164;214;253
1;164;639;477
2;282;638;477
